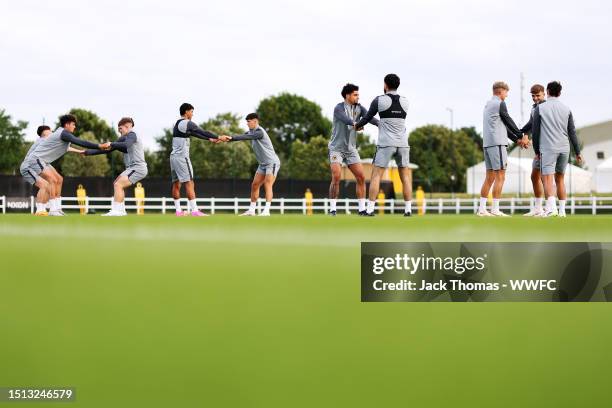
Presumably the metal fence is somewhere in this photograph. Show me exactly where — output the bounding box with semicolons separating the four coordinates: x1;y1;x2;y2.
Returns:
2;195;612;215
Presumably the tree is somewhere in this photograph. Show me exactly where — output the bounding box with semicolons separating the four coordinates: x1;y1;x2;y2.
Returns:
409;125;483;192
357;133;376;159
60;132;110;176
54;108;120;176
460;126;483;150
255;93;332;158
0;109;28;174
287;135;330;180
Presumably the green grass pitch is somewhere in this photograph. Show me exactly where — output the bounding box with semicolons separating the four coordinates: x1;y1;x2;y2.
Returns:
1;214;611;407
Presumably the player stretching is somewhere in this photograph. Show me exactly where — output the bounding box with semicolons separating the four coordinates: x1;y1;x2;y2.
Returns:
21;125;82;215
83;117;148;216
170;103;227;216
355;74;411;217
520;84;546;216
328;83;379;216
224;113;280;216
532;81;582;217
477;81;525;217
21;115;109;215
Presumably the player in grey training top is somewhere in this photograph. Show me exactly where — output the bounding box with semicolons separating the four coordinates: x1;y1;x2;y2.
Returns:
22;125;84;215
170;103;228;216
531;81;583;218
477;81;526;217
354;74;412;217
22;114;110;215
519;84;546;216
83;117;148;216
225;113;280;216
328;83;379;216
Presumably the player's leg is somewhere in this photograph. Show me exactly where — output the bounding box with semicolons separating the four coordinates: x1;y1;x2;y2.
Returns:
396;147;413;216
170;156;186;216
259;164;279;217
478;169;496;216
38;167;63;216
540;152;558;217
554;152;569;217
33;177;52;215
103;173;132;216
328;160;342;216
478;147;496;216
490;170;507;216
182;158;205;216
366;147;391;216
398;167;413;216
48;166;64;215
348;162;367;215
345;150;366;215
367;166;386;215
242;170;265;216
489;146;508;216
525;154;544;216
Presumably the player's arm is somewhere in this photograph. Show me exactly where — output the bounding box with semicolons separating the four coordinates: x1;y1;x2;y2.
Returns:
354;97;379;129
520;115;533;135
532;105;542;155
83;148;111;156
334;104;355;126
499;101;521;142
567;112;581;155
109;133;136;153
67;146;85;154
60;130;106;149
359;104;379;126
187;121;219;140
228;129;265;141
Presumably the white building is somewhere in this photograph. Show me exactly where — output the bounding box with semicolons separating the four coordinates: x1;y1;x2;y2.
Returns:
576;120;612;172
595;157;612;193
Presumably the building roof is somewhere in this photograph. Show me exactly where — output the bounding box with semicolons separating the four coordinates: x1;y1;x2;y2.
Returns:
578;120;612;146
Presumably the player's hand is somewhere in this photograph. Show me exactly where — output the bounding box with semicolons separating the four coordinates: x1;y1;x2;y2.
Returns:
219;135;231;142
521;134;530;148
99;142;112;150
356;126;364;132
576;154;583;164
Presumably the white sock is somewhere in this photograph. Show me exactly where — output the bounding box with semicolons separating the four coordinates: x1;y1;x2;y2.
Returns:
174;199;182;212
249;201;257;211
36;202;46;212
547;196;557;212
189;199;198;212
358;198;366;212
559;200;566;212
367;200;376;213
330;199;337;212
114;201;124;213
264;201;271;212
492;199;500;212
405;201;412;213
49;199;57;212
535;197;543;211
479;197;487;211
56;197;62;210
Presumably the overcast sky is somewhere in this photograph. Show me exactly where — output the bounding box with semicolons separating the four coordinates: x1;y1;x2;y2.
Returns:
2;0;611;149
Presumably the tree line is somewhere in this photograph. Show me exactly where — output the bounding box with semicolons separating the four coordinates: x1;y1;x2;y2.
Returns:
0;93;483;191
